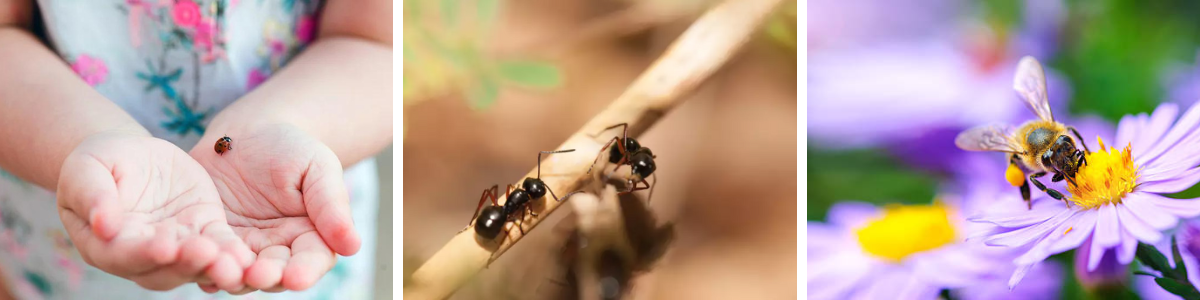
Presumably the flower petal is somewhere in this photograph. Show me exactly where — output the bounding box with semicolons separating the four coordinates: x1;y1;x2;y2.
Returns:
1132;103;1179;159
1142;101;1200;164
1017;211;1091;265
827;202;881;228
1116;114;1139;147
1048;210;1099;254
967;200;1061;227
1139;167;1200;194
1094;204;1122;249
1123;193;1179;230
1145;192;1200;218
1009;263;1035;289
1117;230;1138;264
985;208;1076;247
1115;204;1165;244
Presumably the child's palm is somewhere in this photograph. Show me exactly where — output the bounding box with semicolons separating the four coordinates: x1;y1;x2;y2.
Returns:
190;123;360;292
57;133;254;291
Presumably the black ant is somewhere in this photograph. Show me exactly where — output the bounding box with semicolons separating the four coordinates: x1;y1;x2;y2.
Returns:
463;149;583;240
587;123;657;201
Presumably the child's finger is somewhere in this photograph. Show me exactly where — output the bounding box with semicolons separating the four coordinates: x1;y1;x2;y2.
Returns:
205;254;245;292
198;283;219;294
201;221;256;267
281;231;336;291
168;236;219;278
302;156;361;256
57;154;123;240
58;209;168;276
245;245;290;290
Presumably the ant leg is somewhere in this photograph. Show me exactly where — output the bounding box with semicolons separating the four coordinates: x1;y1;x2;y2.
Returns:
1029;172;1067;202
587;123;629;139
460;185;499;233
528;204;538;218
517;209;527;236
545;182;582;203
648;173;657;204
588;137;620;175
1069;126;1092;154
505;184;517;205
538;149;576;178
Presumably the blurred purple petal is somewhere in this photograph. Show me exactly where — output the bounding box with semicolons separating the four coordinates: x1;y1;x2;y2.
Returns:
1075;238;1130;289
826;201;881;228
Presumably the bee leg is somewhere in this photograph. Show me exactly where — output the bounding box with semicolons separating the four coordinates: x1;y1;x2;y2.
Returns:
1052;173;1065;182
1029;172;1066;201
1069;126;1092;154
1020;181;1032;209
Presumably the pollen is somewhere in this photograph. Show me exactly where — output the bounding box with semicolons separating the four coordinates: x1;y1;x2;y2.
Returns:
855;203;957;262
1067;137;1139;209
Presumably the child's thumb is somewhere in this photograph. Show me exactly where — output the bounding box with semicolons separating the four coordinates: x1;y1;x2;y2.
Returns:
57;154;123;241
302;154;361;257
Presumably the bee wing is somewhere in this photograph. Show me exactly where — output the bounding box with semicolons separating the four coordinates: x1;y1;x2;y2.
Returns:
1013;56;1054;122
956;124;1022;153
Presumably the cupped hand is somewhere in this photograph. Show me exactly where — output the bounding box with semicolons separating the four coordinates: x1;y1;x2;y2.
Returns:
56;131;256;291
190;123;360;293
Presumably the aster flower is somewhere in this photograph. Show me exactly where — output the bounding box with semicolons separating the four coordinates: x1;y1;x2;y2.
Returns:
807;200;1062;300
968;101;1200;288
808;0;1069;151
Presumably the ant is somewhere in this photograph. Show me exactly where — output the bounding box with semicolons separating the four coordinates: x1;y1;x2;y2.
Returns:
463;149;583;240
587;123;657;201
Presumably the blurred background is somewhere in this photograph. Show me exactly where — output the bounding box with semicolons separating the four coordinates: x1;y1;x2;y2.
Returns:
809;0;1200;299
401;0;797;298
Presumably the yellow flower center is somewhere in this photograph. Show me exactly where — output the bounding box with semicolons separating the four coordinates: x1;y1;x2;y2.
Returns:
855;204;957;262
1067;138;1140;209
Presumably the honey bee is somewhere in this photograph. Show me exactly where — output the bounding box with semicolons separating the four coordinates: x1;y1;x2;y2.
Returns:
955;56;1091;209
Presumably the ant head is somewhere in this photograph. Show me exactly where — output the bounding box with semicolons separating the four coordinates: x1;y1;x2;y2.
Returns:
630;151;656;180
522;177;547;199
475;206;505;239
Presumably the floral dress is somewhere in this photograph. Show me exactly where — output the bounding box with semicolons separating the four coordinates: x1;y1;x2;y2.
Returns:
0;0;379;299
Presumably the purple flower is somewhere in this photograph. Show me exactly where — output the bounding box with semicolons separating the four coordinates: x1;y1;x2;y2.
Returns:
1162;50;1200;108
1074;241;1128;290
968;102;1200;288
808;200;1062;299
808;0;1069;152
807;0;962;50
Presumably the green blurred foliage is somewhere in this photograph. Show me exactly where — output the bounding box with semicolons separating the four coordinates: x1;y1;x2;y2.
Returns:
806;147;940;221
1055;0;1200;122
403;0;564;111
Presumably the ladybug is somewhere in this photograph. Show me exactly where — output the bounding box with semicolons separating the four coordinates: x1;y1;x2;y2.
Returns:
214;136;233;155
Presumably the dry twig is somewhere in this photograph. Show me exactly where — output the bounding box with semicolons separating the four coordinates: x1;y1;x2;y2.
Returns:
403;0;786;298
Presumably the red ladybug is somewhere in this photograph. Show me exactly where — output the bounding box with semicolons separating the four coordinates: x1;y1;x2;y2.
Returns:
214;136;233;155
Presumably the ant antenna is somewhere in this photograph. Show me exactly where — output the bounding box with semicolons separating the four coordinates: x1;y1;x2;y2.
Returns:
538;149;575;178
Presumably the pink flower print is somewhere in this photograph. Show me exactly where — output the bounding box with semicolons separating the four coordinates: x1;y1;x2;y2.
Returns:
70;54;108;87
57;255;82;289
296;15;317;44
269;39;287;57
194;18;216;50
126;0;151;47
202;46;226;64
172;0;201;28
246;69;269;90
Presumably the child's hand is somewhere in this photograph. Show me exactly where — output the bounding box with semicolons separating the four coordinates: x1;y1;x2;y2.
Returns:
189;123;361;293
56;131;256;291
